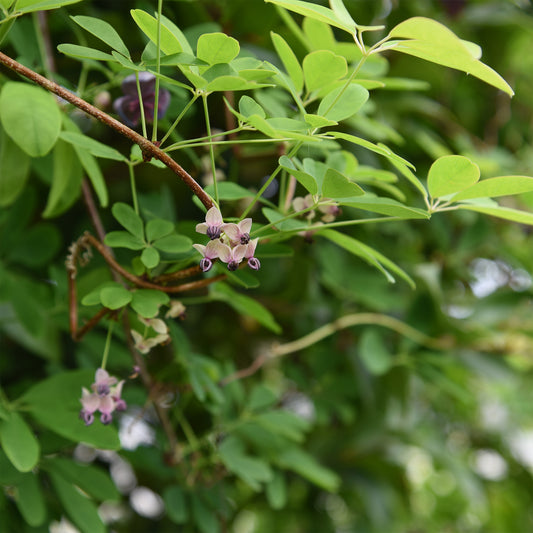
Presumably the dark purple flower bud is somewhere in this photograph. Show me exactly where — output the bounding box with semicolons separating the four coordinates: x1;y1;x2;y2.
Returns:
247;257;261;270
207;226;222;240
114;398;127;412
227;261;239;271
113;72;171;128
100;412;113;425
240;233;250;245
80;409;94;426
200;257;213;272
96;383;110;396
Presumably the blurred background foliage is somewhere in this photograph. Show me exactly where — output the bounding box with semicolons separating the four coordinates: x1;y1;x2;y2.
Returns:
3;0;533;532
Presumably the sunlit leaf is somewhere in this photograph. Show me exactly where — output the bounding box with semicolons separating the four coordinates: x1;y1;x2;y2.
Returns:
427;155;480;199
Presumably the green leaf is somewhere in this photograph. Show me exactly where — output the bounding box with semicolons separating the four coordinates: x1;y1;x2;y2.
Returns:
130;9;184;55
427;155;480;199
146;219;175;242
0;125;31;207
458;203;533;226
131;289;170;318
16;0;82;13
14;473;46;527
205;181;255;200
7;223;61;268
322;168;364;198
19;370;121;450
239;95;266;119
152;234;192;254
191;495;219;533
141;246;160;269
279;155;318;195
45;457;120;502
104;231;145;250
265;0;355;34
277;447;340;492
358;329;393;375
60;131;126;161
42;139;82;218
330;131;414;168
112;202;144;239
163;485;188;524
62;116;108;207
389;17;513;97
0;82;61;157
49;471;106;533
57;43;117;62
212;283;282;334
266;471;287;510
317;84;369;121
219;436;273;491
100;285;132;309
303;50;347;92
255;410;310;442
271;32;304;93
72;15;130;58
197;32;240;65
450;176;533;202
340;196;430;219
318;229;415;287
0;412;40;472
304;113;338;128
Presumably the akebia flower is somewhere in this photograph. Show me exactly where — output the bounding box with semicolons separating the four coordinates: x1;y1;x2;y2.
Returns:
196;207;224;240
194;208;261;272
79;368;127;426
222;218;252;245
113;72;170;128
193;240;222;272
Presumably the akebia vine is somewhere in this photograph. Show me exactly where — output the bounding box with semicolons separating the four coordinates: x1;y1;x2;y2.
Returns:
1;0;533;531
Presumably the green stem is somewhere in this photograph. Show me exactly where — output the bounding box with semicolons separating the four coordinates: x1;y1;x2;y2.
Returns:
159;94;199;147
128;163;139;215
202;93;218;205
166;136;290;152
176;409;200;450
100;320;115;371
240;142;303;220
152;0;163;142
135;72;148;139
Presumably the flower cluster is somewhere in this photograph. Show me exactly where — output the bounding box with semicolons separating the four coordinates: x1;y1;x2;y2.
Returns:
131;317;170;354
113;72;170;128
293;194;341;223
79;368;127;426
193;207;260;272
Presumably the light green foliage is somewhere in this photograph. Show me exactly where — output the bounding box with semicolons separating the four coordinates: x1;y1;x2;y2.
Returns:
3;1;533;532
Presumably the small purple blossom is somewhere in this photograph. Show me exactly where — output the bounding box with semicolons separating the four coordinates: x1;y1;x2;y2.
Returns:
244;238;261;270
196;207;224;240
217;242;247;271
80;368;127;426
222;218;252;245
193;240;222;272
113;72;170;128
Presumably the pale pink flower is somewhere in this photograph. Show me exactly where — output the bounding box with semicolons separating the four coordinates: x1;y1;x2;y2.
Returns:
193;240;222;272
217;242;247;271
244;238;261;270
195;207;224;240
222;218;252;245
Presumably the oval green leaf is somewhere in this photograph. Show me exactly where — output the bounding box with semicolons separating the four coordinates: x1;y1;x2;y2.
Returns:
322;168;364;198
112;202;144;239
131;289;170;318
303;50;347;92
141;246;160;269
197;32;240;65
100;285;132;309
318;84;369;121
0;82;61;157
0;412;40;472
427;155;480;199
451;176;533;202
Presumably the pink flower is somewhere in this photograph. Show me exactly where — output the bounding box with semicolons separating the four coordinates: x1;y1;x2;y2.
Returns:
195;207;224;240
222;218;252;245
80;368;127;426
217;242;247;271
193;240;222;272
244;238;261;270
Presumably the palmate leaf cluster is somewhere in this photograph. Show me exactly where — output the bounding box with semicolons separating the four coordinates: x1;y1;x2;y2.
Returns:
2;0;533;531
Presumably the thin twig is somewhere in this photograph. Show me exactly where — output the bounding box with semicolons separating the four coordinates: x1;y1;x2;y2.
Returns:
0;51;214;210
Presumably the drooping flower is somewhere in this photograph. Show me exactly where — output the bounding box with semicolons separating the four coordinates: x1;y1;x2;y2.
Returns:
222;218;252;245
113;72;170;128
292;194;316;221
318;202;341;223
217;242;247;271
195;207;224;240
244;238;261;270
193;240;222;272
80;368;127;426
165;300;186;319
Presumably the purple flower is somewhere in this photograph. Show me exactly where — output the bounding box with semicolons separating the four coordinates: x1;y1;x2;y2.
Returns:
113;72;170;128
193;240;222;272
222;218;252;245
244;238;261;270
217;242;247;271
195;207;224;240
79;368;127;426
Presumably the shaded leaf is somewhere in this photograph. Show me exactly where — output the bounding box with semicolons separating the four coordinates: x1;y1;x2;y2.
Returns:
57;43;116;62
14;473;46;527
0;412;40;472
322;168;364;198
112;202;144;239
131;289;170;318
0;126;31;207
72;15;130;58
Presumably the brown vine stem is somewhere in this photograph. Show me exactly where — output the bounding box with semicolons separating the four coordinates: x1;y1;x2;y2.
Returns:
0;51;214;210
220;313;452;385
